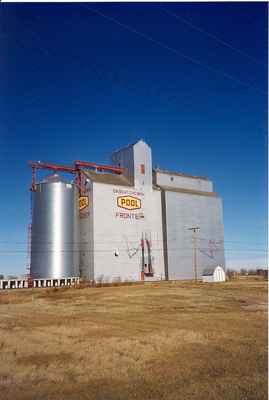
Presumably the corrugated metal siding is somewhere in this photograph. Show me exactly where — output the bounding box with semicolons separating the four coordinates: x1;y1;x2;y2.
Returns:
92;183;165;282
79;183;94;280
31;179;79;279
164;191;225;280
133;141;153;189
111;145;135;185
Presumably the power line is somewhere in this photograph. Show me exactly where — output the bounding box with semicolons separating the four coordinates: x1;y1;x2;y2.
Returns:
157;6;267;68
81;5;266;95
196;238;267;246
166;232;267;246
0;237;264;245
0;248;266;254
0;237;266;245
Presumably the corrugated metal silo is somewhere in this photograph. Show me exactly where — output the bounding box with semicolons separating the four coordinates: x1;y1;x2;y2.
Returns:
30;174;79;279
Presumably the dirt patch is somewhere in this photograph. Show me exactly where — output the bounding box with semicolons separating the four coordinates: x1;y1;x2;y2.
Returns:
17;352;72;367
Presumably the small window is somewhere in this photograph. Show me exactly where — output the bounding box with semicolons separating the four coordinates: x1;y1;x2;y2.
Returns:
140;164;145;174
170;176;174;181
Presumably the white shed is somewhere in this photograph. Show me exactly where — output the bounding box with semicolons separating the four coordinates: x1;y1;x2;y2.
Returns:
202;266;226;283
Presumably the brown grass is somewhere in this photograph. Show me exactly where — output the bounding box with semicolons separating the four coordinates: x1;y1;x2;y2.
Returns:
0;279;267;400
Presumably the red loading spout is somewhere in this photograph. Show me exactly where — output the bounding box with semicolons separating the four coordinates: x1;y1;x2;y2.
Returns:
28;161;77;192
28;159;124;193
74;160;124;174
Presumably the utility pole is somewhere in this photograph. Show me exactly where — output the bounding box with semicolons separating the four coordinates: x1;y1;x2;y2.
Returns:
141;233;145;281
188;227;200;282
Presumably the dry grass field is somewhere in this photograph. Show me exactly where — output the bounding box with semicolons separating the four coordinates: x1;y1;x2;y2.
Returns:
0;279;267;400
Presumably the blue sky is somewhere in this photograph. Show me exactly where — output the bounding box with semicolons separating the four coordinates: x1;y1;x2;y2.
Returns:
0;2;267;276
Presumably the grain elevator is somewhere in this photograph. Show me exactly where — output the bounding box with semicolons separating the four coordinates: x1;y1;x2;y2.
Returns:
29;140;225;282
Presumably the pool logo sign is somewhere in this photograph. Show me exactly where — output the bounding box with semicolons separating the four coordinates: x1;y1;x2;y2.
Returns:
117;196;141;211
79;196;89;211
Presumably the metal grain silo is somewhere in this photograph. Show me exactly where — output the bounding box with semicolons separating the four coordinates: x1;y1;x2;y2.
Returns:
30;174;79;279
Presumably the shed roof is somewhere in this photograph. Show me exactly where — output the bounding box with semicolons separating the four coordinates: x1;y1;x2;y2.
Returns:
154;168;209;181
157;185;219;198
202;266;224;276
202;267;215;276
83;170;132;186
